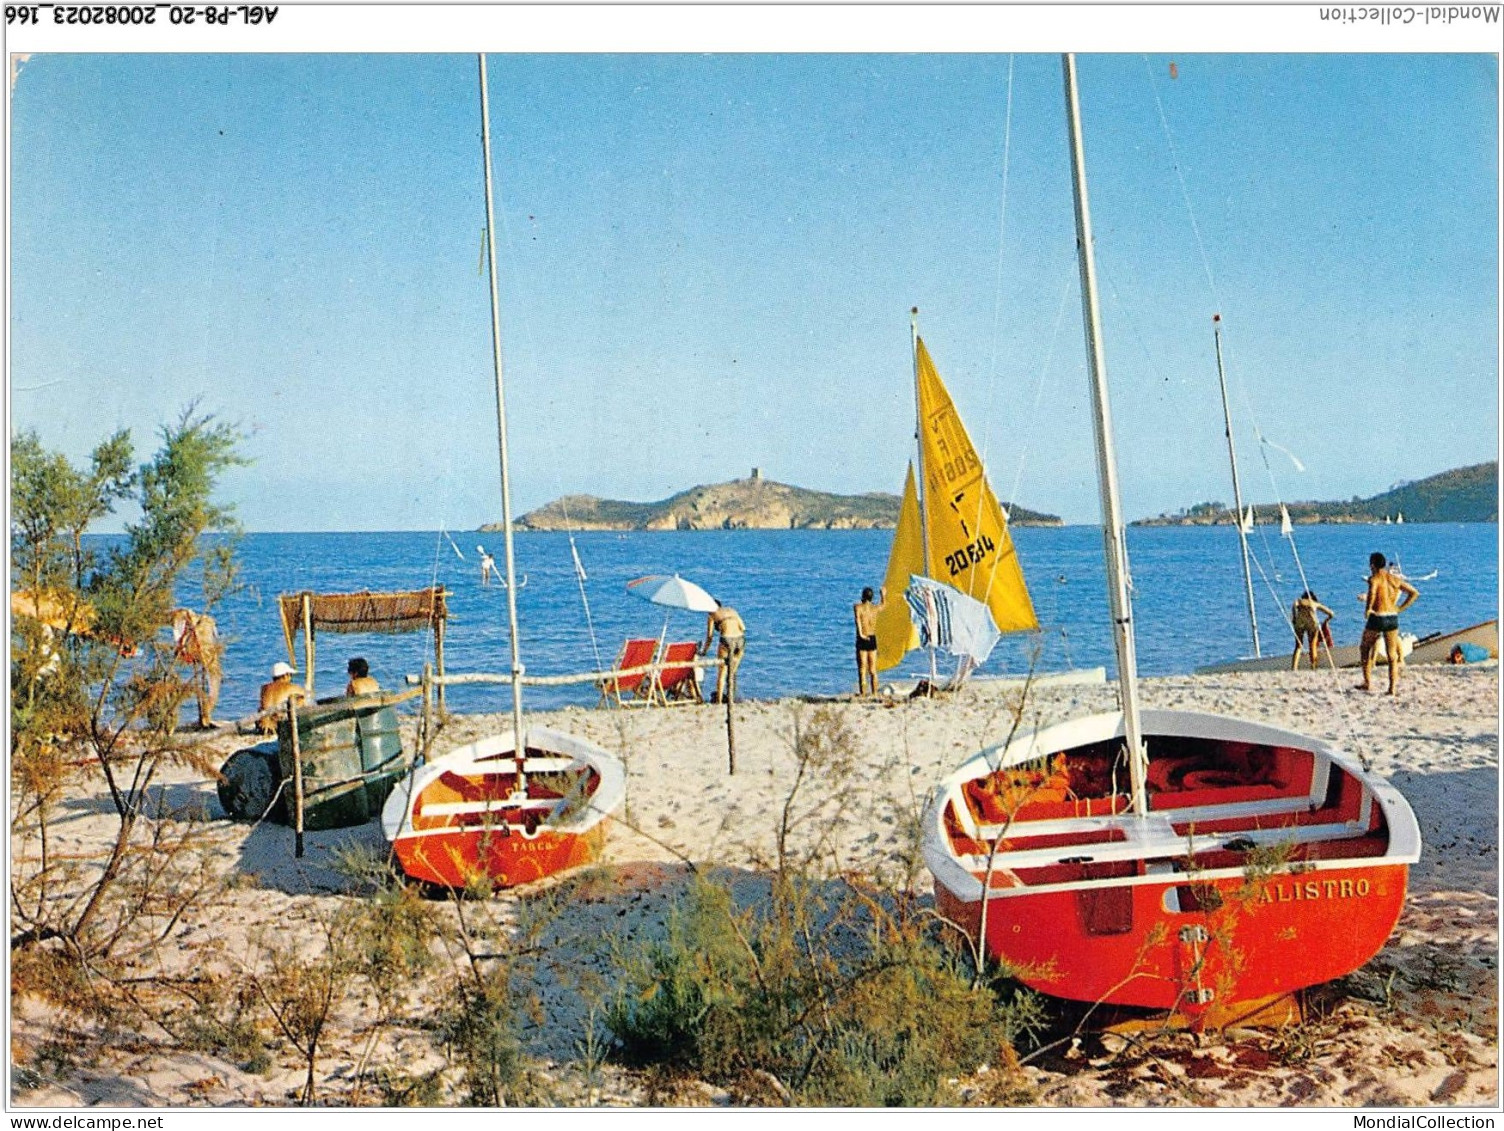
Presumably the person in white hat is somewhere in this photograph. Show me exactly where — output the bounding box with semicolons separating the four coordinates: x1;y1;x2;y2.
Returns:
258;660;307;733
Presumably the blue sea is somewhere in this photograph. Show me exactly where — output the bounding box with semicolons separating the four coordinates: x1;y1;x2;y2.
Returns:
176;523;1498;720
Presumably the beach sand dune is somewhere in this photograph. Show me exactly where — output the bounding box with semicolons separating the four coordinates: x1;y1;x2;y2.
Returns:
10;667;1497;1107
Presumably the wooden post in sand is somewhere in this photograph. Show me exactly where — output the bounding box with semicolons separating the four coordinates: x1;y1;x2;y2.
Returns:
724;660;736;775
288;698;305;859
435;610;448;719
420;662;433;759
301;592;315;697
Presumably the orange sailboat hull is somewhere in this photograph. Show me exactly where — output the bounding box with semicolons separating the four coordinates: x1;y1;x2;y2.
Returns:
937;861;1409;1012
923;710;1420;1017
391;819;608;890
383;727;625;890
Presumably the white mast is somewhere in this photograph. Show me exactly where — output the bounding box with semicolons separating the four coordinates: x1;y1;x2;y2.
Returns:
1213;314;1262;657
478;54;528;791
1062;54;1148;817
910;307;939;689
910;307;932;578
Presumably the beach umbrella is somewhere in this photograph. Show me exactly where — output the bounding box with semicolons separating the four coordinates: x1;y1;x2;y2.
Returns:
626;574;718;613
904;575;1001;667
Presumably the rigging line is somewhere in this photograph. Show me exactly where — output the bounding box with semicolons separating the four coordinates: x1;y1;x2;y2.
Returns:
1143;58;1312;626
1143;56;1313;608
966;54;1018;612
1143;56;1312;619
1218;318;1313;620
976;265;1076;629
1244;536;1294;635
1005;269;1076;514
1141;59;1380;771
1141;53;1221;310
424;525;447;673
1249;513;1298;612
978;54;1016;476
557;494;604;674
485;108;602;674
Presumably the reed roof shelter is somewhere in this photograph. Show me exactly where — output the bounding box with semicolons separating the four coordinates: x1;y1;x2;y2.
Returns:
278;587;450;709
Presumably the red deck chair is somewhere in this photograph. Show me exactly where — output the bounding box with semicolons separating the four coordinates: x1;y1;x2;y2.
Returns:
654;641;704;704
598;638;660;707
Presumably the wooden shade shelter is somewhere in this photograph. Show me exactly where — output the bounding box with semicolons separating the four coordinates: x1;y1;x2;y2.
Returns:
278;587;450;708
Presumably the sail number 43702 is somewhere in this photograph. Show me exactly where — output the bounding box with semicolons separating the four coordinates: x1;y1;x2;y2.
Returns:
945;535;995;578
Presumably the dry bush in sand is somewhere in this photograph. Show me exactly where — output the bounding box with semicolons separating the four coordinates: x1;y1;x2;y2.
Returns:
604;703;1050;1105
426;871;554;1106
10;414;246;1074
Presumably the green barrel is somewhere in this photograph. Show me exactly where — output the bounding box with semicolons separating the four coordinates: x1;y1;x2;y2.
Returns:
275;700;410;831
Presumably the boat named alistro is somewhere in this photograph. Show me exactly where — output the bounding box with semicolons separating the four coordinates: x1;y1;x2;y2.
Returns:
921;54;1419;1021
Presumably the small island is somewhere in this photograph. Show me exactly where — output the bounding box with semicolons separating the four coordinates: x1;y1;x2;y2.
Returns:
1134;462;1497;527
488;470;1063;532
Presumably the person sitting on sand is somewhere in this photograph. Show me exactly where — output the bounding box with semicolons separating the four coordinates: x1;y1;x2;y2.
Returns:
1359;552;1419;696
346;656;380;697
854;586;885;696
172;607;223;729
702;601;746;704
258;661;306;733
1290;590;1335;671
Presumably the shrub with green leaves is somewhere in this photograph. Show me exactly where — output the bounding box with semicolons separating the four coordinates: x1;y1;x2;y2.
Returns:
606;874;1034;1106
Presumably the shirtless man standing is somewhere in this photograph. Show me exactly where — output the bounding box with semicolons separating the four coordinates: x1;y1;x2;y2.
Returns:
1359;552;1419;695
702;601;746;704
853;587;885;696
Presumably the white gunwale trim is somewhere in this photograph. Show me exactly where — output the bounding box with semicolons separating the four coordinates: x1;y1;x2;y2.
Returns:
417;797;563;817
943;851;1416;905
383;725;627;843
922;710;1422;906
951;817;1373;873
964;787;1339;843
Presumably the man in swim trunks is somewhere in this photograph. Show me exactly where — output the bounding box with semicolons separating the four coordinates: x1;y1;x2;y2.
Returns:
1290;590;1335;670
702;601;746;704
853;586;885;696
1359;552;1419;695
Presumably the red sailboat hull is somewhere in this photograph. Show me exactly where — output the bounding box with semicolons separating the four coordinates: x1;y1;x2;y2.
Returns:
383;727;626;890
391;820;607;890
923;710;1421;1017
937;861;1409;1012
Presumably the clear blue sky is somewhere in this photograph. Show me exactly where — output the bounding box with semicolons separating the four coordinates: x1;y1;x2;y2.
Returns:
10;52;1498;530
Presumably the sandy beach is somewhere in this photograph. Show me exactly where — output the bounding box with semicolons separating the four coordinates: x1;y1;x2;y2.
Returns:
10;664;1498;1108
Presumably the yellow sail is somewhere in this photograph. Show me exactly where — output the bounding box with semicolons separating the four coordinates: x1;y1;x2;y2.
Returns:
875;463;923;672
915;337;1038;633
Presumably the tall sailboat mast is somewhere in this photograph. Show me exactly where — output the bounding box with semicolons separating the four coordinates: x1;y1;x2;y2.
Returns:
1062;53;1148;817
910;307;939;687
1213;314;1261;657
909;307;932;578
477;53;528;790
